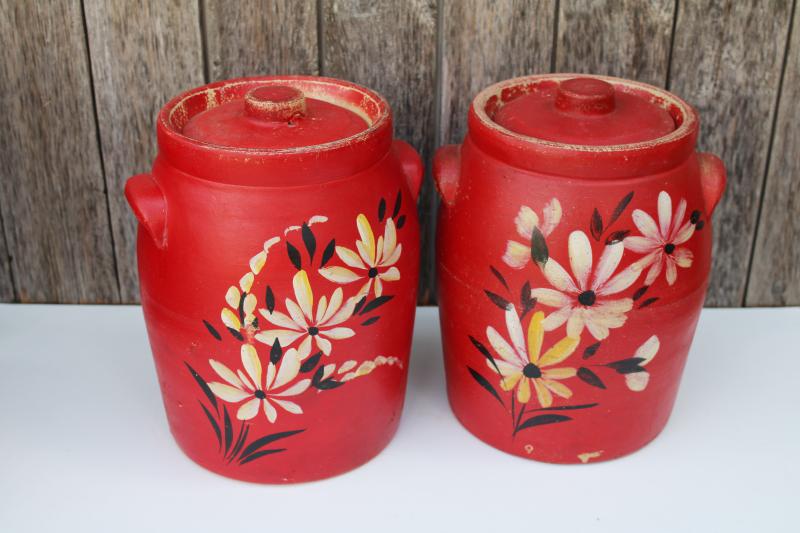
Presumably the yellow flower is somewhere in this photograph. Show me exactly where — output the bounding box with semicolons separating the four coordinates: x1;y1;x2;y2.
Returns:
207;344;311;423
486;308;580;407
319;214;401;297
255;270;356;356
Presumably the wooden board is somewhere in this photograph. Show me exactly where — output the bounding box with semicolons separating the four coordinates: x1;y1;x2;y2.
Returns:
555;0;675;87
0;1;119;303
320;0;438;303
84;0;205;303
669;0;792;306
203;0;319;80
440;0;556;145
746;3;800;306
0;212;13;301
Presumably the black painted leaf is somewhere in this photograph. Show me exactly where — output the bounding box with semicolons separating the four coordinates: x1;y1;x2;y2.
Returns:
396;214;407;229
392;189;402;218
690;209;701;224
609;191;634;227
517;414;571;432
489;266;509;290
577;367;606;389
270;339;283;364
265;286;275;314
484;290;511;311
605;229;630;245
237;294;245;322
238;429;305;461
229;425;249;462
300;352;322;373
239;448;286;465
378;198;386;221
695;220;705;230
316;378;345;390
520;281;536;317
321;239;336;267
202;320;222;341
467;366;504;406
227;423;246;460
286;241;302;270
312;365;325;385
527;402;599;412
223;406;233;454
531;227;548;266
582;342;601;359
301;223;316;261
606;357;646;374
185;362;218;411
251;316;259;329
632;286;649;301
469;335;499;373
199;402;221;448
638;297;659;309
590;208;604;241
227;327;244;341
362;316;380;326
360;295;394;315
353;296;367;315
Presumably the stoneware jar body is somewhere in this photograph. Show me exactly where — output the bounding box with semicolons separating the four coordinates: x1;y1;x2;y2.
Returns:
126;76;422;483
434;74;725;463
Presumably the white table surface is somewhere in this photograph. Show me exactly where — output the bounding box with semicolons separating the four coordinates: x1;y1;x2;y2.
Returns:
1;304;798;532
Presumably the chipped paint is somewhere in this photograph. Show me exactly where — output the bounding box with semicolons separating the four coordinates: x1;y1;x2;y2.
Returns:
577;451;604;463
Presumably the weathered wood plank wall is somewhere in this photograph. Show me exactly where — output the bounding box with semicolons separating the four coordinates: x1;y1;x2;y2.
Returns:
0;0;797;306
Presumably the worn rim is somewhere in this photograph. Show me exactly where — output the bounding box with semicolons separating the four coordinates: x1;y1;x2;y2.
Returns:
471;73;697;152
158;75;391;155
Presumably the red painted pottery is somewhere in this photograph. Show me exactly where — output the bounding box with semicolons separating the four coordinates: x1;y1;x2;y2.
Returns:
434;74;726;463
125;76;422;483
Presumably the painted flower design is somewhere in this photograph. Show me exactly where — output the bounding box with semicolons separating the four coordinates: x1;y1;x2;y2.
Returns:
625;191;695;286
219;237;281;342
624;335;659;391
256;270;356;356
531;230;640;340
319;214;401;297
503;199;562;269
207;344;311;422
220;273;258;340
486;307;580;407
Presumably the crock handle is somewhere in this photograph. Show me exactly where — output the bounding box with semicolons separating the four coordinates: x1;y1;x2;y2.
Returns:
393;140;423;201
433;144;460;208
698;152;726;217
124;173;167;250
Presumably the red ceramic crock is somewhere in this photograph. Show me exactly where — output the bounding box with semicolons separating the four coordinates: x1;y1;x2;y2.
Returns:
434;74;726;463
125;76;422;483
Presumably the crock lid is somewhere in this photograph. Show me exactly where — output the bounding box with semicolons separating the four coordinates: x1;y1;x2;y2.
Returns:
156;76;392;186
469;74;698;179
180;84;369;149
491;76;676;145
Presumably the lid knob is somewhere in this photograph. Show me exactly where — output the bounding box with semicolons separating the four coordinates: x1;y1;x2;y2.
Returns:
244;85;307;122
555;77;616;115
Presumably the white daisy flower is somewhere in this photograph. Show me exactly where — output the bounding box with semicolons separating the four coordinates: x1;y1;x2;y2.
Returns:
625;191;695;286
319;214;401;297
207;344;311;423
531;230;641;340
255;270;356;356
503;199;562;269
